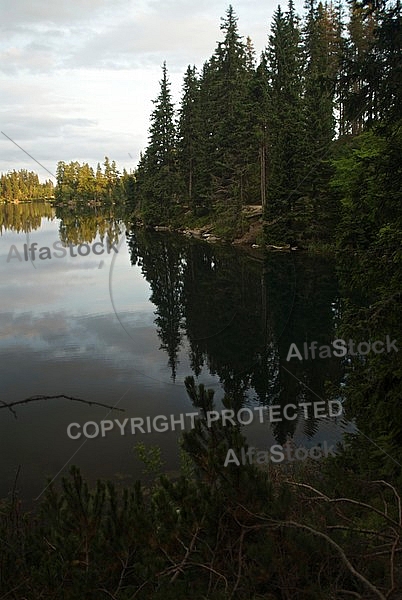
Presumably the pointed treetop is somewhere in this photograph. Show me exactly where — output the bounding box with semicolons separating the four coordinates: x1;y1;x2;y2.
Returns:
288;0;296;19
161;61;168;84
245;36;256;69
216;4;245;64
220;4;238;31
151;61;173;108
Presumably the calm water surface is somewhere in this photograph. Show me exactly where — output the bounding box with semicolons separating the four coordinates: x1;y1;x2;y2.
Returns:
0;202;352;502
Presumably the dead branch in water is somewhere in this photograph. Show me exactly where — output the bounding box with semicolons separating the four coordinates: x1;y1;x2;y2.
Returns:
0;394;125;418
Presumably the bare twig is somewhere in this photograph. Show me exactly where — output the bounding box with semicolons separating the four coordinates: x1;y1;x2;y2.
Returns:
325;498;400;529
97;589;118;599
389;533;400;593
326;525;394;539
337;590;362;598
372;481;402;527
169;526;200;583
0;579;29;600
0;394;125;418
128;578;153;599
11;465;21;506
186;562;229;591
229;527;246;599
236;503;388;600
284;480;331;500
114;552;130;597
363;549;402;558
285;481;400;529
0;399;16;418
277;520;387;600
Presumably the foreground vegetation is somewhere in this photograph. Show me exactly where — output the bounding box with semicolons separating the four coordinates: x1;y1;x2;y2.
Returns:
1;378;401;599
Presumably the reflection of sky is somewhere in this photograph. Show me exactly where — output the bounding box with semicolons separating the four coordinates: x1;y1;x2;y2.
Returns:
0;217;216;388
2;221;150;315
0;216;221;501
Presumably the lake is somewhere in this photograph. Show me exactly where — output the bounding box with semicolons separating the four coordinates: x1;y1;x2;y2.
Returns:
0;201;352;503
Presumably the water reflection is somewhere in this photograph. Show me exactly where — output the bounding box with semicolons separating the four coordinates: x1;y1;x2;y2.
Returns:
0;200;55;234
0;202;351;501
126;229;344;444
0;199;127;244
55;202;127;246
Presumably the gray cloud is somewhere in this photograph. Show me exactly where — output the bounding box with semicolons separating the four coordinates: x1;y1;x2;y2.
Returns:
0;0;130;74
0;0;302;173
0;43;56;75
62;12;219;71
2;114;97;140
0;121;143;178
0;0;126;30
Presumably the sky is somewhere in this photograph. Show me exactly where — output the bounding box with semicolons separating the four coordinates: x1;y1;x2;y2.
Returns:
0;0;303;182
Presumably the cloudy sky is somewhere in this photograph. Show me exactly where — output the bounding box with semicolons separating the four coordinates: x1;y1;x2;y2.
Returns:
0;0;302;182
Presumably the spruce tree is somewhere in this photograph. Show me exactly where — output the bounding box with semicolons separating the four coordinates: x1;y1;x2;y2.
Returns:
264;2;305;244
250;53;270;209
136;62;178;225
345;0;401;131
343;0;377;133
193;59;218;209
177;65;200;213
198;6;255;209
300;0;340;241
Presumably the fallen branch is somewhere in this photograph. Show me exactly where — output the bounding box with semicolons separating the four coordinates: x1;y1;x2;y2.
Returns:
0;394;125;418
170;527;201;583
237;503;389;600
278;520;387;600
284;481;400;529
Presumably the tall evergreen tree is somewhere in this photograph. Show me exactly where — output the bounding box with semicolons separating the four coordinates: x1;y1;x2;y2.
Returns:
193;59;218;209
300;0;340;241
332;0;349;136
136;62;178;224
264;2;305;244
344;0;401;131
76;163;95;201
177;65;200;212
303;0;337;148
198;6;256;208
246;51;271;209
342;0;377;133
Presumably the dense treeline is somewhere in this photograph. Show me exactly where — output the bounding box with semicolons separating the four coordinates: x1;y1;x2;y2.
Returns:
0;170;53;202
134;0;401;247
55;157;135;205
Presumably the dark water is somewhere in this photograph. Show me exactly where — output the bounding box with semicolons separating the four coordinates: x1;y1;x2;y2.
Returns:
0;201;352;502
